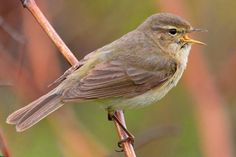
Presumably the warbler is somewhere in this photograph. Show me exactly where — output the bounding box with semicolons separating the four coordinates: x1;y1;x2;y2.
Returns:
7;13;205;132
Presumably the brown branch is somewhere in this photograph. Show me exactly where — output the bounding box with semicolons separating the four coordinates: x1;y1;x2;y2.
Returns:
0;128;11;157
19;0;136;156
109;125;179;157
113;111;136;157
20;0;78;65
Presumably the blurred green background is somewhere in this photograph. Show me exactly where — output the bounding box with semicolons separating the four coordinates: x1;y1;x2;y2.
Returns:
0;0;235;157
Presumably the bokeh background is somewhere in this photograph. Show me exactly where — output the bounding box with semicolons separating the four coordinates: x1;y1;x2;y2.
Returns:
0;0;235;157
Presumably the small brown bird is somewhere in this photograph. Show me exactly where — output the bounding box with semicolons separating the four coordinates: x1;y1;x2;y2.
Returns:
7;13;205;132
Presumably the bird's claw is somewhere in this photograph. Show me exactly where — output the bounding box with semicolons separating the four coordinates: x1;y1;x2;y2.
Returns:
115;136;135;152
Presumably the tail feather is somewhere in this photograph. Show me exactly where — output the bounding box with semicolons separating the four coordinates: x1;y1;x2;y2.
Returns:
6;104;34;125
6;94;49;125
6;92;64;132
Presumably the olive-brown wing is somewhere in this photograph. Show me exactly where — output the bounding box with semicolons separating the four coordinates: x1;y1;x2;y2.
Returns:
63;60;176;99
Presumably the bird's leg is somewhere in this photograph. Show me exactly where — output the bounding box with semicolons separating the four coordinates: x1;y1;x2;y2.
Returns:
107;110;135;151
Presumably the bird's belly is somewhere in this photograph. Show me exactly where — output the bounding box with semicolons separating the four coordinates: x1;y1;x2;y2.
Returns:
112;67;185;109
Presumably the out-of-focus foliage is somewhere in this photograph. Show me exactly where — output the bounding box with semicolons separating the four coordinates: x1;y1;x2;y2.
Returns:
0;0;235;157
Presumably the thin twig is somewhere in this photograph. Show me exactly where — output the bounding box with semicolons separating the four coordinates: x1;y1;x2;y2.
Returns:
20;0;78;65
0;128;11;157
113;111;136;157
109;125;179;157
19;0;136;156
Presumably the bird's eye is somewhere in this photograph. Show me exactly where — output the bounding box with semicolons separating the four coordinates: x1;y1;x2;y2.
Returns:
168;29;177;35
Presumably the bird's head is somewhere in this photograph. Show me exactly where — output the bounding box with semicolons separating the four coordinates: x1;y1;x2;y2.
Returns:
137;13;206;54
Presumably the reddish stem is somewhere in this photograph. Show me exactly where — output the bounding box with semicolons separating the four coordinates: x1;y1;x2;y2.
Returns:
0;129;11;157
114;111;136;157
21;0;78;65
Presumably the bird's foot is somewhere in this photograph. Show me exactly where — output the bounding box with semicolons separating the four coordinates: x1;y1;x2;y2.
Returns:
116;136;135;152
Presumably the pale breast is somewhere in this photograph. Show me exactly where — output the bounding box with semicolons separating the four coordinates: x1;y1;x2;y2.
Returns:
113;45;191;109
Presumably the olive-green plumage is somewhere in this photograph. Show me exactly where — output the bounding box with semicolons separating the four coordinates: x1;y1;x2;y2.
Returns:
7;13;204;132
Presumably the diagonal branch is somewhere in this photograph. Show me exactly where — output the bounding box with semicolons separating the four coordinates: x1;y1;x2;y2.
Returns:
19;0;136;156
20;0;78;65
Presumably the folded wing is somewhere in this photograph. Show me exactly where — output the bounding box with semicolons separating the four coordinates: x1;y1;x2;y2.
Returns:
63;60;177;99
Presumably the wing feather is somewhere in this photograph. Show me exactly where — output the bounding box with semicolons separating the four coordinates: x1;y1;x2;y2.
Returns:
63;60;176;99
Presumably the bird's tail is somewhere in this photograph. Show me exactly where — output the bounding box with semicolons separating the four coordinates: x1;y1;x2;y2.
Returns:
6;90;63;132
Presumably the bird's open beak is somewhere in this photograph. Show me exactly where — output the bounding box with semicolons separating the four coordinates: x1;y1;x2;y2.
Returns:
181;35;206;45
182;28;207;45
